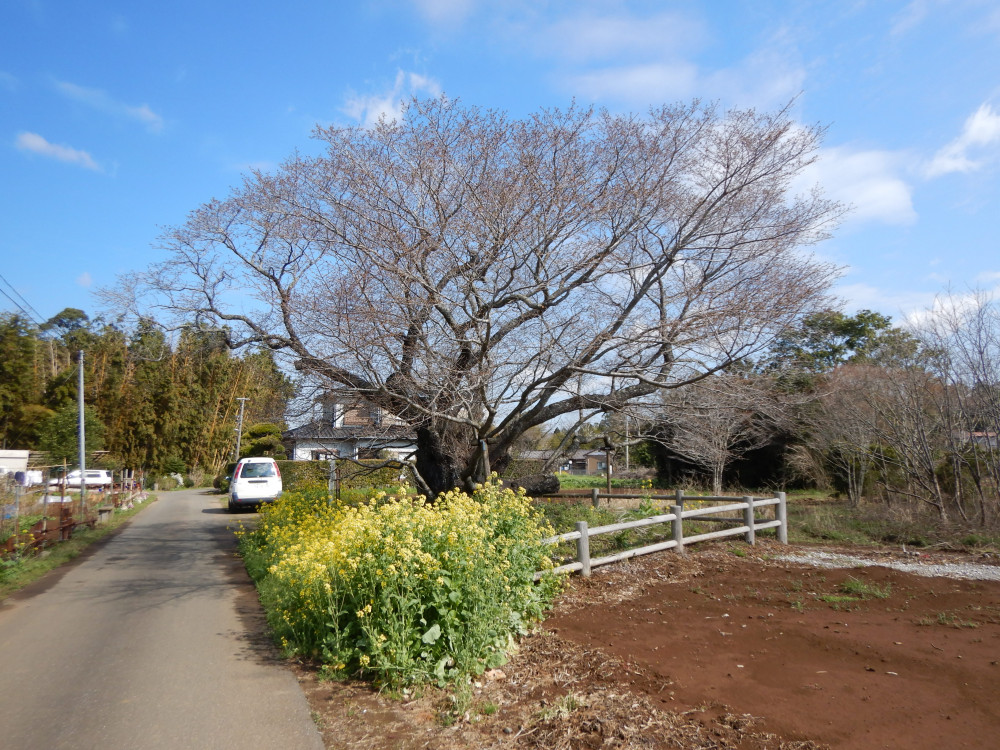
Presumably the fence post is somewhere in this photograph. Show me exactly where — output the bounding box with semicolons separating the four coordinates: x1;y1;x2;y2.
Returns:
671;505;684;554
743;496;755;546
776;491;788;544
591;487;599;508
576;521;591;577
675;488;684;513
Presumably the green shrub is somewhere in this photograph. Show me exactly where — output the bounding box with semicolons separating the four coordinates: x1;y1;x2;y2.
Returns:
238;480;561;688
337;460;410;489
155;475;179;491
162;455;186;475
275;460;330;491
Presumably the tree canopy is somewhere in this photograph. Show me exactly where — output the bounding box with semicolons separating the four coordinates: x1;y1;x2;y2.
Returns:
769;309;919;373
0;310;292;474
119;97;844;495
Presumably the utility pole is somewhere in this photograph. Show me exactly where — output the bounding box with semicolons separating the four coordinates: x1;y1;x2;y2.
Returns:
233;397;249;460
625;414;630;471
77;350;87;511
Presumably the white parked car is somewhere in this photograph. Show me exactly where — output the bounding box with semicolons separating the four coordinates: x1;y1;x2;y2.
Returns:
47;469;114;488
229;457;282;511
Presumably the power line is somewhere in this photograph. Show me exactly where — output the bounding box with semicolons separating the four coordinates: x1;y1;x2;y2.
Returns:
0;272;44;325
0;285;39;324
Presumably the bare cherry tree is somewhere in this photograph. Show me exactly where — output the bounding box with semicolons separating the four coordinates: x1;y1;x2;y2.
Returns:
112;98;842;496
806;365;881;505
645;373;789;494
917;291;1000;524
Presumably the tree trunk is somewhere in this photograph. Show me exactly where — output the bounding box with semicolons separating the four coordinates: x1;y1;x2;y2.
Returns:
414;426;467;498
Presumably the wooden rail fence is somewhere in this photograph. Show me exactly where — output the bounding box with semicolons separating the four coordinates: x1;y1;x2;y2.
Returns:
538;490;787;577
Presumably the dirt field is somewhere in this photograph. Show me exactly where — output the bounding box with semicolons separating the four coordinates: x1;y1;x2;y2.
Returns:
294;541;1000;749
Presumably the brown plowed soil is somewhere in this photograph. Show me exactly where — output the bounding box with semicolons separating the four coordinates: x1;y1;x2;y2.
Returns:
294;541;1000;749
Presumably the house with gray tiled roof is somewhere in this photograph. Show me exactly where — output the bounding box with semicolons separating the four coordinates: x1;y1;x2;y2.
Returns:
283;396;416;463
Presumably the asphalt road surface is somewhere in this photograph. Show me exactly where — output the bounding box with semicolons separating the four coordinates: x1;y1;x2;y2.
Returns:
0;489;324;750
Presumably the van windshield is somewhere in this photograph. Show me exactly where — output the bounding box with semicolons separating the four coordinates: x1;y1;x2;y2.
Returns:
240;463;275;478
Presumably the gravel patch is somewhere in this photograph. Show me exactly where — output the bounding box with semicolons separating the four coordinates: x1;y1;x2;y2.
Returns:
776;549;1000;581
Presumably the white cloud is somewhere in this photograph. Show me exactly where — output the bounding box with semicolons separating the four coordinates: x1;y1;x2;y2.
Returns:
902;286;1000;327
15;132;101;171
704;47;806;111
54;80;165;133
975;270;1000;284
569;62;698;103
890;0;930;36
343;70;443;128
76;272;93;288
925;103;1000;177
543;12;704;63
835;281;936;319
987;6;1000;35
544;9;802;111
411;0;474;27
799;145;917;226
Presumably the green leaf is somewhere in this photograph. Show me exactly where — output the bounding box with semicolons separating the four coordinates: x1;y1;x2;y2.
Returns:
422;623;442;644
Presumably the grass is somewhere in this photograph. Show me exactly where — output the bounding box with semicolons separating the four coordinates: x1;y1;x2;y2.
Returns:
786;495;1000;552
839;576;892;600
919;611;979;628
536;692;583;722
551;474;659;490
0;497;156;600
533;498;680;564
818;593;859;604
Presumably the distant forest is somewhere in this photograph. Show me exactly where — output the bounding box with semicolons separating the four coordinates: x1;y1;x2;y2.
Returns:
0;308;292;475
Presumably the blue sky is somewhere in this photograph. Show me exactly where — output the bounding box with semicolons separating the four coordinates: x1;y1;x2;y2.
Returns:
2;0;999;328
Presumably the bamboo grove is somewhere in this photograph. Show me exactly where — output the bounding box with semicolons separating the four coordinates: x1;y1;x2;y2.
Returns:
0;308;293;474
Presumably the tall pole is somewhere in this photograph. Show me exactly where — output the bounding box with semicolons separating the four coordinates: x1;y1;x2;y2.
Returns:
624;414;630;471
77;350;87;510
234;397;249;460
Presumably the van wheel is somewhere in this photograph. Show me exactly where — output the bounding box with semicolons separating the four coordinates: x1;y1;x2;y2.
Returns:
228;498;236;512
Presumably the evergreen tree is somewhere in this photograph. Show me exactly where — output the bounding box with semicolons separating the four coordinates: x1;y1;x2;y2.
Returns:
38;404;105;463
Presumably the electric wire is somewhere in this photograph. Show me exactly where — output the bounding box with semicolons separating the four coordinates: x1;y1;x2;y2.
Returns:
0;271;44;325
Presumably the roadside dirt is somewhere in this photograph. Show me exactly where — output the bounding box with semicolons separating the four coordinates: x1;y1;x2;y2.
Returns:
292;541;1000;749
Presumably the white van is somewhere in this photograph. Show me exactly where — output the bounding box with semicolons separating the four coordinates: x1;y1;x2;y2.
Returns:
47;469;114;488
229;457;282;511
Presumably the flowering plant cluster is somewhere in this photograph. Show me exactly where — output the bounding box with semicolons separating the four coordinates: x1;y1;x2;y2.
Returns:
238;479;561;687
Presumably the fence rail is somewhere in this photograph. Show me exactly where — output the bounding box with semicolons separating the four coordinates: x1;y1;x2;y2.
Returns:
538;491;787;577
1;478;148;559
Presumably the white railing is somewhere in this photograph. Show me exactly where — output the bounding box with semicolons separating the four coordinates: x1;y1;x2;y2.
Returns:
538;491;787;577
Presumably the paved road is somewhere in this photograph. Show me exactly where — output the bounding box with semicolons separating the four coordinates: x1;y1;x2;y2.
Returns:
0;489;324;750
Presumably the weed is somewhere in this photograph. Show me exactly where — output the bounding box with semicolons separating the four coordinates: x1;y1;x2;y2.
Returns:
935;611;979;628
729;545;747;558
819;594;859;604
537;693;584;721
840;576;892;600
